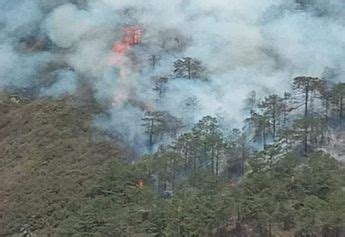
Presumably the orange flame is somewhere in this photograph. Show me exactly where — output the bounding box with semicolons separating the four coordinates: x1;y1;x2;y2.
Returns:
109;26;143;107
109;26;143;76
112;26;142;55
109;26;155;112
136;179;144;188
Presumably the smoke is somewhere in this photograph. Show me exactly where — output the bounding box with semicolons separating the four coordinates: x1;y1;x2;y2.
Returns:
40;69;78;97
1;0;345;153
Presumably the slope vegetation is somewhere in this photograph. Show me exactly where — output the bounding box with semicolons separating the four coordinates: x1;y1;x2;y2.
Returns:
0;94;122;235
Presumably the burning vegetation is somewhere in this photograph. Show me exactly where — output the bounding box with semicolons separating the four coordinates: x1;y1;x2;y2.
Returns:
1;1;345;236
108;25;146;108
112;26;143;55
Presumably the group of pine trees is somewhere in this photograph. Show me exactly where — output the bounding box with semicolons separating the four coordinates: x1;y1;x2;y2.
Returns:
245;76;344;155
145;55;345;157
56;146;344;236
142;67;345;182
122;72;344;236
53;55;345;236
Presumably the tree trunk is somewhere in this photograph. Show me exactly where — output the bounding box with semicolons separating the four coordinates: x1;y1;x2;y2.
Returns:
211;148;215;175
340;97;344;120
215;152;219;176
241;146;245;177
263;127;267;150
304;85;310;157
149;120;154;152
172;157;176;191
272;113;276;141
184;149;189;172
268;223;272;237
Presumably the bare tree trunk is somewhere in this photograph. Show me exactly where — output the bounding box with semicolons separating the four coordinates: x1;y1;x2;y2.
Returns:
149;120;154;152
304;85;310;157
211;148;215;175
263;127;267;150
272;113;276;141
340;97;344;120
241;146;246;177
215;151;219;176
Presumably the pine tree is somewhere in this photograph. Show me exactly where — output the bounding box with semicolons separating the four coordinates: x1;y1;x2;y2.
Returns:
330;82;345;125
153;76;169;99
142;111;184;151
245;111;272;150
259;94;286;140
149;54;161;70
192;116;224;175
173;57;207;80
293;76;325;156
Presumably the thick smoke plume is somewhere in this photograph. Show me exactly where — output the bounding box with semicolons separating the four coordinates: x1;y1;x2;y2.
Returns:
1;0;345;153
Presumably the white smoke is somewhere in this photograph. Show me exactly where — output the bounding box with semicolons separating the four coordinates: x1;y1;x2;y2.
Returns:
1;0;345;152
40;69;78;97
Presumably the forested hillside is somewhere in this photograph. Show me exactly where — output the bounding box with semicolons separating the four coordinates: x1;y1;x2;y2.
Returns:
0;0;345;236
0;94;124;236
0;78;344;236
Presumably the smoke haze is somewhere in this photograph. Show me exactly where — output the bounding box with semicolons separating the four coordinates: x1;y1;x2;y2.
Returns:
1;0;345;153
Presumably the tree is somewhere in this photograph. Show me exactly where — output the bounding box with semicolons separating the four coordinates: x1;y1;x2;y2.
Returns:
330;82;345;125
293;76;325;156
153;76;169;99
293;76;325;118
172;116;225;176
150;149;184;192
142;111;184;151
243;90;258;114
277;92;295;145
173;57;207;80
291;116;327;153
239;154;286;237
173;132;199;172
282;92;293;128
224;129;250;178
192;116;225;175
142;111;166;150
322;191;345;236
245;111;272;149
148;54;161;70
161;112;184;139
259;94;286;140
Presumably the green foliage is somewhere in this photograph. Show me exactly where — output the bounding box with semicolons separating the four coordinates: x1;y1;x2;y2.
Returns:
330;82;345;123
7;76;345;236
55;160;157;236
245;111;272;148
142;111;183;149
54;148;345;237
258;94;287;139
239;151;345;236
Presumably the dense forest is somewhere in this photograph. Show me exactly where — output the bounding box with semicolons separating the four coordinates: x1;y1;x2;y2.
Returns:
2;75;343;236
52;76;345;237
1;0;345;236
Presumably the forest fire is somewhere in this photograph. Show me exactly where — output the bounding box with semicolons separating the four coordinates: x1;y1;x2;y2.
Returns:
109;25;151;109
136;179;145;188
112;26;143;55
109;25;143;74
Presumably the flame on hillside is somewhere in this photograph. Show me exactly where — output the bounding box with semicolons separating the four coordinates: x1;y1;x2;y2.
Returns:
112;26;142;55
109;26;148;108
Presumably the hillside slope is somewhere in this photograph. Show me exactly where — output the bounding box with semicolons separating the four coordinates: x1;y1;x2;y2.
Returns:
0;94;123;235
